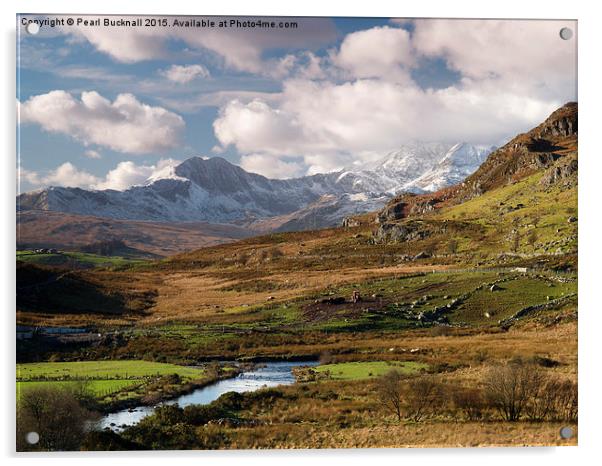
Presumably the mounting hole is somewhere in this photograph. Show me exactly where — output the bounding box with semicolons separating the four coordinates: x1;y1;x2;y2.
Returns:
25;22;40;35
26;431;40;445
560;426;574;439
559;27;573;40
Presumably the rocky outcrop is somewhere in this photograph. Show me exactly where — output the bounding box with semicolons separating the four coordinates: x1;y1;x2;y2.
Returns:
376;195;411;223
540;154;578;189
376;195;439;224
374;220;434;243
536;106;577;138
342;216;361;228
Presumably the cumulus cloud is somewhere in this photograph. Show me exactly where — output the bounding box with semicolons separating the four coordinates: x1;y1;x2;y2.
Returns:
84;149;102;159
334;26;415;83
239;154;304;179
411;19;577;100
158;90;282;113
214;78;560;175
62;17;337;74
21;159;181;191
214;99;304;155
213;21;576;177
19;90;185;154
20;162;100;189
160;64;210;83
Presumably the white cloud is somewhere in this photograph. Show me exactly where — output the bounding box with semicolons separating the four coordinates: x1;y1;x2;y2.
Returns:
19;90;185;154
411;19;576;100
212;21;576;177
65;24;168;63
214;99;304;155
20;162;100;189
84;149;102;159
158;90;282;113
213;77;561;175
160;64;210;83
269;51;327;80
21;159;182;191
239;154;304;179
62;17;337;74
334;26;415;83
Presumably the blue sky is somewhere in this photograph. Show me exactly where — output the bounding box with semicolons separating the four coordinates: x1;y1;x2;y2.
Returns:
17;16;576;191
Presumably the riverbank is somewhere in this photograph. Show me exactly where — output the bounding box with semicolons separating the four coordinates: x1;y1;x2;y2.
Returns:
97;365;245;414
16;360;246;414
99;360;317;431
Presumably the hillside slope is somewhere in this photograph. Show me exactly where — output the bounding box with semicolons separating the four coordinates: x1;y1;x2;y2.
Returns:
17;210;256;257
377;102;577;223
374;103;577;266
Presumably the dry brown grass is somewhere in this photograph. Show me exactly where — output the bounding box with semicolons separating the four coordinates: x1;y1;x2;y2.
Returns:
147;263;450;323
213;422;577;448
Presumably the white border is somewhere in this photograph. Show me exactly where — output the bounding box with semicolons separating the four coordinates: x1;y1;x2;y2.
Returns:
3;1;601;465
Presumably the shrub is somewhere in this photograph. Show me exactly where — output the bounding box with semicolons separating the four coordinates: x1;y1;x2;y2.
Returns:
404;376;443;421
81;430;143;451
524;377;561;421
183;404;226;425
553;380;578;422
17;386;98;451
484;361;545;421
376;369;406;422
452;387;486;421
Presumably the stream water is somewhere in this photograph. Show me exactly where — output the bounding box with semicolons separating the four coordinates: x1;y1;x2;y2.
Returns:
99;360;317;431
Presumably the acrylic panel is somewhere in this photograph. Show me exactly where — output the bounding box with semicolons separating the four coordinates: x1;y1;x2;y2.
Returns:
16;15;577;451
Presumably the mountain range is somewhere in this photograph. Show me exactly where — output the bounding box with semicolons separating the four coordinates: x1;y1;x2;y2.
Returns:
17;142;494;231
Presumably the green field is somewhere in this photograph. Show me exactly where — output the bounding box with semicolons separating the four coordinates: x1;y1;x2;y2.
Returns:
17;360;204;381
16;250;148;268
16;360;207;403
17;379;141;398
315;361;428;380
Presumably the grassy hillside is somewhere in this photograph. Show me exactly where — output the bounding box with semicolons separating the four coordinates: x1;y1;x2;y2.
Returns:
17;210;256;257
17;250;150;269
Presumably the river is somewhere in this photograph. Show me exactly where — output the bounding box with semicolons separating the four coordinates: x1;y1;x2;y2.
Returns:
99;360;317;431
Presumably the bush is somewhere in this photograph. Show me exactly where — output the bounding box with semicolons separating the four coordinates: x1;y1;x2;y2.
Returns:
484;361;544;421
17;386;99;451
404;376;443;421
377;371;444;422
183;404;226;425
483;360;577;422
552;380;578;422
81;430;143;451
452;387;486;421
377;370;406;422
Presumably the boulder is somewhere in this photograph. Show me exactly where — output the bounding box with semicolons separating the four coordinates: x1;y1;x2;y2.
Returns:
413;251;431;260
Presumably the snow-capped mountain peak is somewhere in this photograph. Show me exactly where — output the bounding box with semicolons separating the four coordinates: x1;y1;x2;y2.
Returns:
17;142;493;229
403;143;495;192
144;162;187;185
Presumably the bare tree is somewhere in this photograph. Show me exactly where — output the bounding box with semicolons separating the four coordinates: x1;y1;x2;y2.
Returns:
377;370;405;422
484;361;544;421
554;380;578;422
524;377;560;421
405;376;442;421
